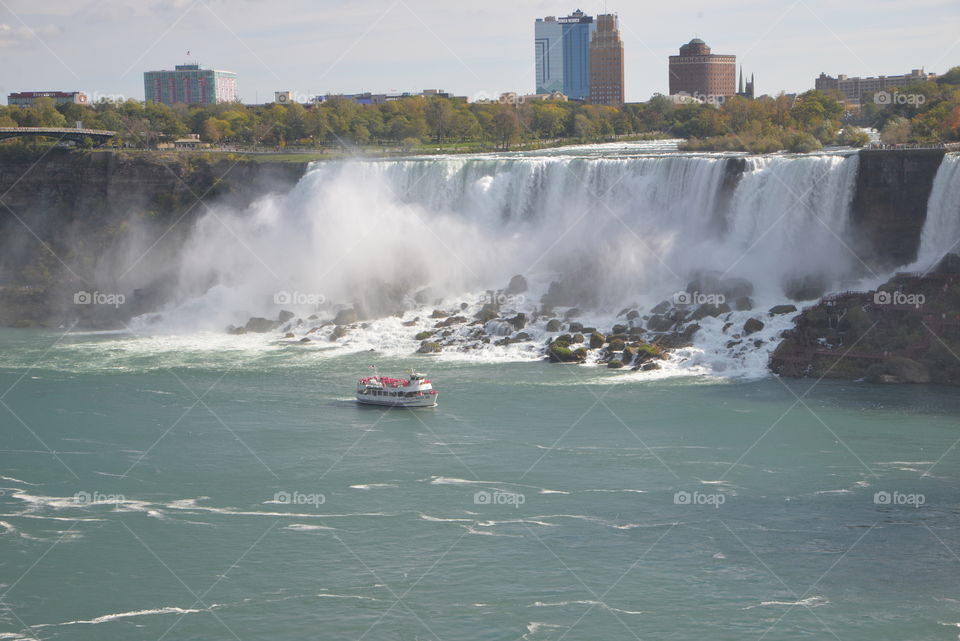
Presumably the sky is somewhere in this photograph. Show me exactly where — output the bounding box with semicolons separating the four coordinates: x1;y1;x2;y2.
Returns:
1;0;958;105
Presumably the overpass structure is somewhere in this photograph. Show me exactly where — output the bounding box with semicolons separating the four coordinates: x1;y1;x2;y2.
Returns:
0;127;116;145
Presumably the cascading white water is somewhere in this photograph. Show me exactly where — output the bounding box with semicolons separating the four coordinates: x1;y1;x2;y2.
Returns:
138;144;867;375
912;154;960;270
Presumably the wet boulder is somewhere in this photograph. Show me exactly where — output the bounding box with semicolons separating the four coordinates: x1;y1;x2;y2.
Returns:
506;313;527;331
547;341;587;363
435;315;467;328
333;308;358;325
646;314;674;332
651;300;671;315
417;341;442;354
768;304;798;316
475;303;499;323
734;297;754;311
244;317;279;333
541;281;574;307
505;274;528;295
743;318;765;335
690;303;722;321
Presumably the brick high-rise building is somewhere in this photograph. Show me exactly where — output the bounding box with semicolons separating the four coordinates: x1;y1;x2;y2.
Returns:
588;14;624;106
144;64;238;105
668;38;736;100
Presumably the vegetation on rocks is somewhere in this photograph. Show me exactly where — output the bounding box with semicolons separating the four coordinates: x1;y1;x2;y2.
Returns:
771;254;960;385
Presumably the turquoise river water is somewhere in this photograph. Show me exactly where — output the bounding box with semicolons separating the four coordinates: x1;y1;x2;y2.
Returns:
1;328;958;640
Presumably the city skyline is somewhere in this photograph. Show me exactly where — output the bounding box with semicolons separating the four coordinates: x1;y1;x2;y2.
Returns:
0;0;957;105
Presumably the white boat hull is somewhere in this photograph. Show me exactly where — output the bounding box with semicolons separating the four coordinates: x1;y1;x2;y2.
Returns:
356;393;438;408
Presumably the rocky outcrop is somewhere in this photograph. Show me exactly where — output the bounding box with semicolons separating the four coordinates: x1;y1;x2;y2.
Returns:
771;254;960;385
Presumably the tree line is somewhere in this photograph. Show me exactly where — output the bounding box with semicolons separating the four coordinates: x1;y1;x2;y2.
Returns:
1;65;957;152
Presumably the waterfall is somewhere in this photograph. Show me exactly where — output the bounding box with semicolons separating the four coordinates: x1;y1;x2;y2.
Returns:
913;155;960;270
147;147;864;329
138;145;865;378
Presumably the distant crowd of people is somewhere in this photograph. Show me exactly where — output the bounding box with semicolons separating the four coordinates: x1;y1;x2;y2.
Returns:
867;142;949;150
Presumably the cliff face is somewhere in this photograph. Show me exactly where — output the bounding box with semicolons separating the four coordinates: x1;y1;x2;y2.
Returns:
0;150;306;218
0;150;307;327
850;149;946;271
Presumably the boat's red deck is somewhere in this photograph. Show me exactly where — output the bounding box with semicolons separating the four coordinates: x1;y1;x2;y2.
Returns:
358;376;431;388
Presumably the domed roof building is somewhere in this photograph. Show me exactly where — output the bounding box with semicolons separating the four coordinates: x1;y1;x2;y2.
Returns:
669;38;736;100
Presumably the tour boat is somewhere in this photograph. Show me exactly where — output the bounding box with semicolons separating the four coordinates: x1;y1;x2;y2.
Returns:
356;369;439;407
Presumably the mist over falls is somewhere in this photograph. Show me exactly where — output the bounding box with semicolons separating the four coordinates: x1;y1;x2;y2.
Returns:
151;149;866;331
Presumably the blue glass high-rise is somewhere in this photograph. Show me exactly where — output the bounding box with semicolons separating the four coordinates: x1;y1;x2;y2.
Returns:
559;10;595;100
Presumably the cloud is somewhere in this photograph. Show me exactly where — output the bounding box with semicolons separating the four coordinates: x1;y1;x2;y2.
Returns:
0;22;61;48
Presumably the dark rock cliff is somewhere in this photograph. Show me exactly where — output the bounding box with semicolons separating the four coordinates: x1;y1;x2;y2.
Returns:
0;150;307;327
849;149;947;271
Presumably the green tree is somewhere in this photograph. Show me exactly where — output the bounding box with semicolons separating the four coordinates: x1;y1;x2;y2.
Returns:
425;99;455;143
492;107;521;149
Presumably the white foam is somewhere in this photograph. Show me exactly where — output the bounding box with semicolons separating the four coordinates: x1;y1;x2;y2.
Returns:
531;600;642;614
743;596;829;610
49;606;207;626
419;514;472;523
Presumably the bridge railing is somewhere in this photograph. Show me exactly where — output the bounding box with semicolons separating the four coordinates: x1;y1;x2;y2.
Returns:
0;127;116;136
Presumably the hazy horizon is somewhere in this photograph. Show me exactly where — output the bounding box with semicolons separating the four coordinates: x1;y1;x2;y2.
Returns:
1;0;958;105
